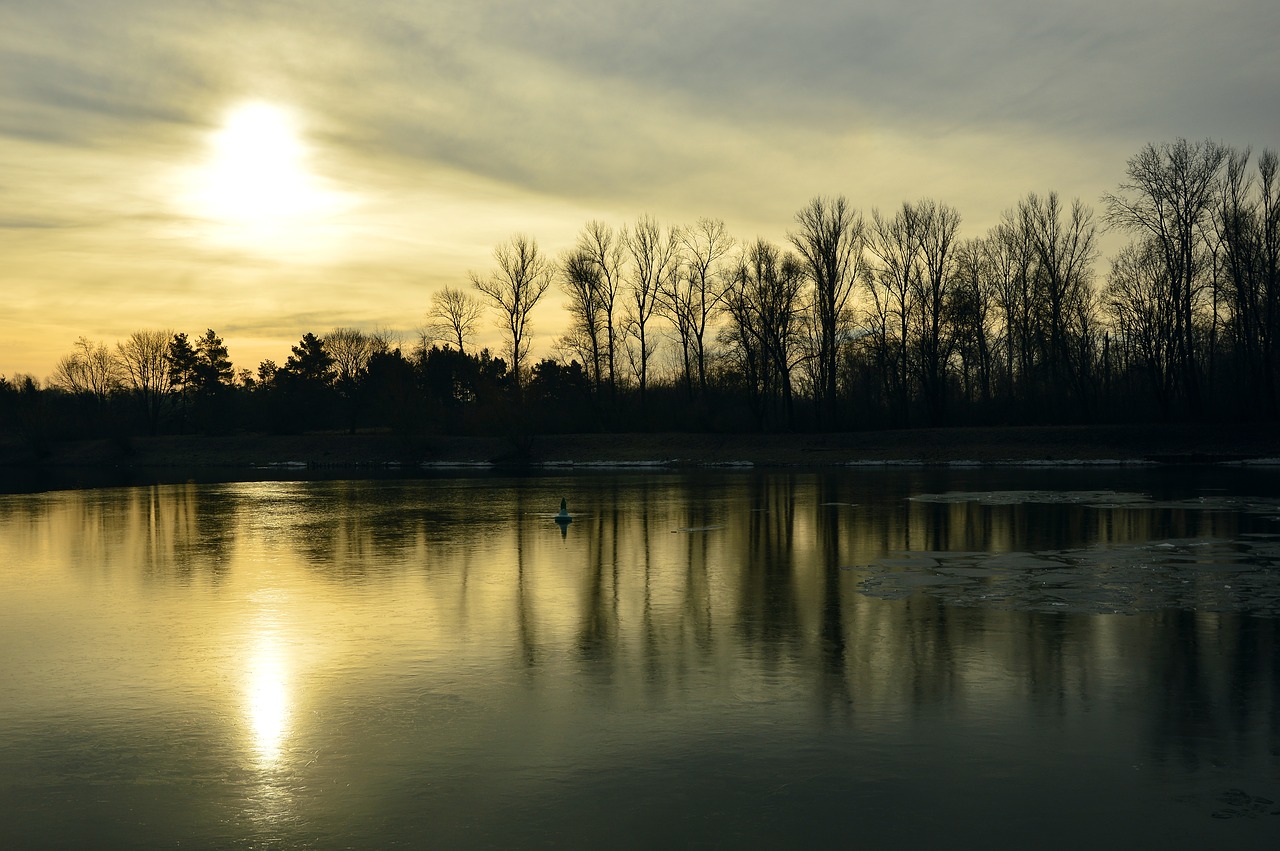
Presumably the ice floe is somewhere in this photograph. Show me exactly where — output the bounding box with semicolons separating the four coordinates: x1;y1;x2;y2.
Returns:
858;536;1280;616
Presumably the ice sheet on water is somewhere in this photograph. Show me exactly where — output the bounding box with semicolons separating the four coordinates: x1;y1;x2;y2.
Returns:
908;490;1280;516
1224;457;1280;466
539;460;675;468
909;490;1151;506
858;536;1280;616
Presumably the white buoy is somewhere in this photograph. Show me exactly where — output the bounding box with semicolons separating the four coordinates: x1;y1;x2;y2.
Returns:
555;497;572;522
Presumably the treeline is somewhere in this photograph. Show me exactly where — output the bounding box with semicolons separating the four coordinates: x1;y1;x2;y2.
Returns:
2;138;1277;447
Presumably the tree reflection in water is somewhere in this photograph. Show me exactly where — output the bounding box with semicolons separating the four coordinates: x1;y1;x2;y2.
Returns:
2;468;1279;846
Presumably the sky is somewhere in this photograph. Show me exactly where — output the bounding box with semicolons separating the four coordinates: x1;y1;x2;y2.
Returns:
2;0;1277;380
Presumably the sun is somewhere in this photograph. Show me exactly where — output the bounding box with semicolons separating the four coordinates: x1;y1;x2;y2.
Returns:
181;101;349;246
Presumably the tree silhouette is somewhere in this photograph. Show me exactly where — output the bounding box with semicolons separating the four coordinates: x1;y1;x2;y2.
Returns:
949;238;995;410
667;216;733;400
790;197;864;428
165;332;199;430
723;239;805;429
425;285;485;354
559;248;607;391
1105;239;1176;416
1213;147;1280;417
285;332;334;384
623;215;681;412
116;329;172;434
13;136;1280;441
1104;139;1227;414
865;202;924;425
470;234;555;390
193;329;233;392
1021;192;1099;415
51;336;123;406
576;220;627;405
911;199;962;424
325;328;384;433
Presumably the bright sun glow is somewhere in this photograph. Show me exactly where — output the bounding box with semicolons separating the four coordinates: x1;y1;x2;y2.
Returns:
182;101;350;249
247;633;291;766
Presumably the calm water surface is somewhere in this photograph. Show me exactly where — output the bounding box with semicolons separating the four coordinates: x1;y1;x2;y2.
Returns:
3;468;1280;848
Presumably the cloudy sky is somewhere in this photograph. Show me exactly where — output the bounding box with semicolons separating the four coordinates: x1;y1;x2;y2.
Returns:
2;0;1276;379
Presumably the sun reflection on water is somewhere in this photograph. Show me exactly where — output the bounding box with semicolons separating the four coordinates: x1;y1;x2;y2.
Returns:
246;632;291;767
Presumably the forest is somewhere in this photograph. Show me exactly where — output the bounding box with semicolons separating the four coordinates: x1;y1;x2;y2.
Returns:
2;138;1277;448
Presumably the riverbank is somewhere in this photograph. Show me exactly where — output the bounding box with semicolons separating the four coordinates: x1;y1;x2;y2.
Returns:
2;423;1278;471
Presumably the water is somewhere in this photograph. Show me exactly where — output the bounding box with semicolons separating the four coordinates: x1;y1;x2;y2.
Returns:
2;468;1279;848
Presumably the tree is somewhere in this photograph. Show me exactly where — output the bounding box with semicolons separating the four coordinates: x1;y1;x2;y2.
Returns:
950;239;995;411
364;346;420;433
193;329;234;392
1105;240;1177;416
623;214;681;410
789;196;865;427
911;199;962;424
576;220;627;403
266;332;335;432
470;234;556;389
325;327;380;433
165;332;199;429
982;211;1038;410
559;249;607;391
1103;138;1227;413
51;336;123;406
1213;147;1280;417
864;202;923;424
527;358;592;431
666;217;733;399
425;285;485;353
722;239;806;429
116;329;172;434
416;345;509;433
163;330;231;433
284;332;334;384
257;360;279;385
1020;192;1099;413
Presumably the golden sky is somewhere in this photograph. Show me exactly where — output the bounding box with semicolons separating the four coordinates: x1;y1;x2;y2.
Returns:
2;0;1277;379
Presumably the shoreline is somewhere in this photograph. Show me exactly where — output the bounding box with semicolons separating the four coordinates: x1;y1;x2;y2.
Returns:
3;423;1278;471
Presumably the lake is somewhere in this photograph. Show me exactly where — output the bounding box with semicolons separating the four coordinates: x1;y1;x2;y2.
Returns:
2;467;1279;848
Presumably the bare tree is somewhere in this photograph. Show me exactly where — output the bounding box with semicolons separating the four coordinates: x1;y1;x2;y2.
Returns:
1021;191;1099;408
663;217;734;399
326;328;373;386
117;329;172;433
52;336;123;402
913;199;962;424
864;203;923;424
789;196;865;427
559;249;606;390
658;264;702;399
1213;147;1280;416
950;239;995;407
325;327;374;432
623;215;681;408
470;233;556;388
576;220;627;401
722;239;806;429
1103;138;1227;412
983;212;1038;405
425;285;485;353
1106;239;1177;416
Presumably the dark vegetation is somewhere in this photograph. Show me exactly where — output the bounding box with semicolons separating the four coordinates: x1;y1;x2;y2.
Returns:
2;139;1278;454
